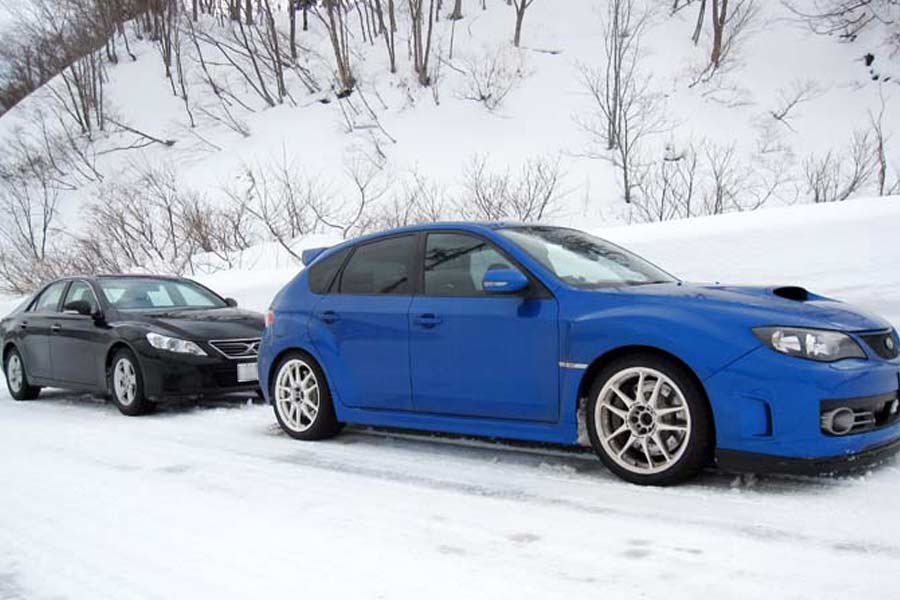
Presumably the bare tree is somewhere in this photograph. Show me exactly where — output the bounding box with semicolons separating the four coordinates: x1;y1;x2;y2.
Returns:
318;0;356;92
689;0;760;83
448;0;464;20
577;0;667;205
803;131;876;202
770;79;824;132
784;0;899;40
459;46;527;111
868;87;892;196
409;0;437;86
459;154;567;221
511;0;535;47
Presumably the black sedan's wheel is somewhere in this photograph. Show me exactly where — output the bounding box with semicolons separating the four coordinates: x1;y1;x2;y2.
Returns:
272;351;341;441
109;349;155;416
586;354;713;486
4;347;41;401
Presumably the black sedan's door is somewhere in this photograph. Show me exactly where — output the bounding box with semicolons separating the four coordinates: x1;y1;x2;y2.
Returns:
51;280;108;387
19;281;69;381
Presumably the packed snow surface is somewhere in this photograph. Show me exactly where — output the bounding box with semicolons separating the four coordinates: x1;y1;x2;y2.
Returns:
1;198;899;599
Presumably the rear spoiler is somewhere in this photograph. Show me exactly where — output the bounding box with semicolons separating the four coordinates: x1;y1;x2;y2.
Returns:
301;247;329;266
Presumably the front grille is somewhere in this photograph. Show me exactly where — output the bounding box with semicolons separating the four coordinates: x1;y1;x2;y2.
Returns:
860;330;899;360
209;338;261;360
821;392;900;436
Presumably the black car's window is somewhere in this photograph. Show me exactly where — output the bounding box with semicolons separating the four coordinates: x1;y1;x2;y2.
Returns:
99;278;226;310
63;281;99;314
308;248;350;295
424;233;516;297
30;282;67;313
338;236;415;295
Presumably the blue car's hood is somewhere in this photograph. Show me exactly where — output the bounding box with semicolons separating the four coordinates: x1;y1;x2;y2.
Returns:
601;283;890;332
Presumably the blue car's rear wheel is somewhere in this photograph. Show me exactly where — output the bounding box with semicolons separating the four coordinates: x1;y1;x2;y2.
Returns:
272;351;342;441
586;353;713;486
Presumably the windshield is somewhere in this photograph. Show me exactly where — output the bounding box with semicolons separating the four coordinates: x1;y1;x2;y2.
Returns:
99;278;226;311
498;226;676;289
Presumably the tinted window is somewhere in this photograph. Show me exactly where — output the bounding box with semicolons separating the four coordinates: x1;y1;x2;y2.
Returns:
424;233;516;297
31;282;67;313
338;236;415;295
99;278;225;310
308;248;349;294
63;281;98;313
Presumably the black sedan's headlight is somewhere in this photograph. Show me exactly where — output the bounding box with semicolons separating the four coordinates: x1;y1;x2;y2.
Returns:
146;332;207;356
753;327;866;362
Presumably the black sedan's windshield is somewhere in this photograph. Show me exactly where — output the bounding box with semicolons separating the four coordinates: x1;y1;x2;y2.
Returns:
498;226;676;289
99;278;227;311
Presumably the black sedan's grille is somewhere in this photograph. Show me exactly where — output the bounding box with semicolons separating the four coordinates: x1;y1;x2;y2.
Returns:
860;330;899;360
208;338;261;359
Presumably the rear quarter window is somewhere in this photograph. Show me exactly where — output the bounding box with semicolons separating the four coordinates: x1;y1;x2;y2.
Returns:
308;248;350;294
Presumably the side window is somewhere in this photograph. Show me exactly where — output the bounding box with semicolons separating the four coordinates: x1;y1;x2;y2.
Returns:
424;233;516;297
63;281;99;313
338;236;415;295
30;282;68;313
308;248;350;294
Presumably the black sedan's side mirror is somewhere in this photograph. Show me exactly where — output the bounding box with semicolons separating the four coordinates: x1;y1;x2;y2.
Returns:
63;300;93;316
225;297;238;308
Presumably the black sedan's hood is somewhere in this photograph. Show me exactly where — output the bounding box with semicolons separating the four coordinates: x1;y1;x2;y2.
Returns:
141;308;265;340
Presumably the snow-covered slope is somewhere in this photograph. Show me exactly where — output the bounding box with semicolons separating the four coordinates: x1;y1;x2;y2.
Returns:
178;196;900;332
0;0;897;231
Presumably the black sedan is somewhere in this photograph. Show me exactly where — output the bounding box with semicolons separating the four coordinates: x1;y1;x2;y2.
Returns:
1;275;265;415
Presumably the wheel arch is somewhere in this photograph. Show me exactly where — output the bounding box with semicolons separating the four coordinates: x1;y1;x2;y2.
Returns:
576;345;717;442
2;341;17;362
266;344;328;397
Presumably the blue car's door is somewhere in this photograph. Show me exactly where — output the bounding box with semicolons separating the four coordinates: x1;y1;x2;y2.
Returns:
311;235;417;411
408;232;560;422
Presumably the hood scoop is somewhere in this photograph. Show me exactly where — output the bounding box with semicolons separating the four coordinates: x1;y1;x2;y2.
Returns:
772;286;810;302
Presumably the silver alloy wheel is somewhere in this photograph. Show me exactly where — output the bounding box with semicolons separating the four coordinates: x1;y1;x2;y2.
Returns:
7;354;23;393
275;359;320;433
594;366;692;475
113;358;138;407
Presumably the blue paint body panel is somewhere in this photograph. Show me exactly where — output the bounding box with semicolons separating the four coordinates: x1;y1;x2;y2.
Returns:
259;222;900;466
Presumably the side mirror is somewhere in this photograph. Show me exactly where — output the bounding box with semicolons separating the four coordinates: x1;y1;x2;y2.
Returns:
63;300;93;316
482;268;529;294
225;297;238;308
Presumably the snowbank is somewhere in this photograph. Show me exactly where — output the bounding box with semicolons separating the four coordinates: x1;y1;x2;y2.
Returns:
193;197;900;329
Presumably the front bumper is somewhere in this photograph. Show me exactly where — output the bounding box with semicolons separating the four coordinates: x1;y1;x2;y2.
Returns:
135;343;259;401
716;436;900;476
705;345;900;472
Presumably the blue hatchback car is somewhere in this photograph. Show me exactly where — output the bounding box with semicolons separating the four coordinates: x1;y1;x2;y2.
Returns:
259;223;900;485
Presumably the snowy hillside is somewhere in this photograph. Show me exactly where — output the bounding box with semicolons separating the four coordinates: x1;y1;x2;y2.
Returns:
0;0;898;293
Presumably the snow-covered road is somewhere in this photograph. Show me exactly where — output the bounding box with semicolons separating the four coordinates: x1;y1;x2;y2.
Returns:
1;384;898;600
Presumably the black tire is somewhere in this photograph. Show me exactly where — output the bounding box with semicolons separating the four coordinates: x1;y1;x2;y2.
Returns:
586;353;714;486
108;348;155;416
271;350;342;441
4;347;41;401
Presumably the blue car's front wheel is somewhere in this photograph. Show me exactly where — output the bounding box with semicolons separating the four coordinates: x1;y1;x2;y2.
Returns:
586;353;714;486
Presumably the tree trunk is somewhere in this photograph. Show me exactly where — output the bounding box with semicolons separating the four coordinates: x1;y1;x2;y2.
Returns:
710;0;727;68
449;0;462;20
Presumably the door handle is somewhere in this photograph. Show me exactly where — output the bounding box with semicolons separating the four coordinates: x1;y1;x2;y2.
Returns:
51;324;62;333
319;310;339;324
413;313;442;329
19;322;28;330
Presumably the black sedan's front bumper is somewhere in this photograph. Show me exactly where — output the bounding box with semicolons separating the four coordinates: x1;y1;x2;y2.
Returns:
136;347;259;401
716;436;900;476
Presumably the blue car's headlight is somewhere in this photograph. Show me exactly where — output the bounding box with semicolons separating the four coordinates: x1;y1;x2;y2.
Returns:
753;327;866;362
146;332;207;356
